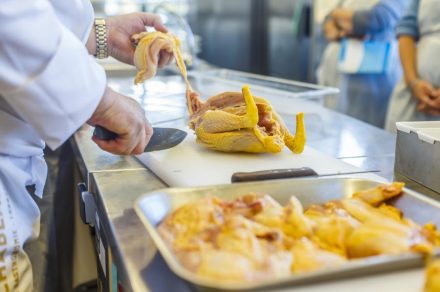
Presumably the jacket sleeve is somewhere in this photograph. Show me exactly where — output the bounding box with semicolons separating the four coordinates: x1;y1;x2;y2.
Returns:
0;0;106;150
351;0;410;36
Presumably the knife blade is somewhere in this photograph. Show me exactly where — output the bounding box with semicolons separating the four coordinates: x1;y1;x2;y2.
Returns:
93;126;187;152
231;167;380;183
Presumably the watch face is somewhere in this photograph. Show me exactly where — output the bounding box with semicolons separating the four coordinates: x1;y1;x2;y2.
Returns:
95;18;106;25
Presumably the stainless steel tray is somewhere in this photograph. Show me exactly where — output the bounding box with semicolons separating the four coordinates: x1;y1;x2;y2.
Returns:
134;177;440;291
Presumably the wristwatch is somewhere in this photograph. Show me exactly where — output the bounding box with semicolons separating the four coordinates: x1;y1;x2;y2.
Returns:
94;18;108;59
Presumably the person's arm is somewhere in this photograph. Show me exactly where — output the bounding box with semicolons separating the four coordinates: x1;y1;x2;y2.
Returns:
332;0;409;37
0;1;166;154
401;36;440;113
352;0;409;36
0;0;106;149
399;36;419;86
395;0;440;112
396;0;420;86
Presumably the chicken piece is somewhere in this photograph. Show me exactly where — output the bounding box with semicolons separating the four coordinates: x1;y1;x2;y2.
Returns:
222;192;267;218
193;247;292;282
304;202;360;256
221;213;283;245
195;249;259;282
341;199;435;257
215;215;292;277
179;211;291;282
251;195;284;226
377;203;403;221
132;31;189;86
188;85;306;154
346;219;430;258
341;198;400;224
158;197;224;251
422;223;440;246
425;260;440;292
283;196;316;238
290;238;347;273
351;182;405;207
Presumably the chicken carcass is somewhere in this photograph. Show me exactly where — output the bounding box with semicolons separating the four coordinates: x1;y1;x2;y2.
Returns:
187;86;306;153
132;31;306;154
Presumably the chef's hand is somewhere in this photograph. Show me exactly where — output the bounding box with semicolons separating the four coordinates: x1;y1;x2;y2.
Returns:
410;79;440;113
88;87;153;155
87;13;173;66
331;8;354;37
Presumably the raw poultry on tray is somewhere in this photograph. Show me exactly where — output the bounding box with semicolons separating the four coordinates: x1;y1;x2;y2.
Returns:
132;31;306;154
157;182;440;283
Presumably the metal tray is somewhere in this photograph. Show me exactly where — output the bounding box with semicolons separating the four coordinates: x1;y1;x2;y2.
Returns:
134;177;440;291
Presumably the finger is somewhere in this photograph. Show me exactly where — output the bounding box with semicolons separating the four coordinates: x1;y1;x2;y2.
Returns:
426;108;440;115
131;139;146;155
130;125;151;155
92;136;131;155
422;82;437;98
158;51;172;68
145;120;154;140
417;102;427;112
418;94;438;108
139;13;168;33
158;51;167;68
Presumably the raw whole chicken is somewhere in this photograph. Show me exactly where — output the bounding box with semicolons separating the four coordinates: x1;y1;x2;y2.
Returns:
187;86;306;153
132;32;306;154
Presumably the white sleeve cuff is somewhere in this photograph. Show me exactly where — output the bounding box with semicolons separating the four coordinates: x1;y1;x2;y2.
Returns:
4;25;106;150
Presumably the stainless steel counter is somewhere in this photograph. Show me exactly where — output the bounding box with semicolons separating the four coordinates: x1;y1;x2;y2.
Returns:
72;70;424;291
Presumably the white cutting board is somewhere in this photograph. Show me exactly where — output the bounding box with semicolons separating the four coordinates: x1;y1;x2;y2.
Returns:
136;128;363;187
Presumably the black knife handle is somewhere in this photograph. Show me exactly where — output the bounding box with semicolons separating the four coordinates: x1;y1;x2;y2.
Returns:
231;167;318;183
94;126;118;140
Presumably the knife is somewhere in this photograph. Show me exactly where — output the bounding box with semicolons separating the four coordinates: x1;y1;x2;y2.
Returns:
93;126;187;152
231;167;380;183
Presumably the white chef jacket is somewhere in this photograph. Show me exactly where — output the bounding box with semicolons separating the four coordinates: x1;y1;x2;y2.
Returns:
0;0;106;290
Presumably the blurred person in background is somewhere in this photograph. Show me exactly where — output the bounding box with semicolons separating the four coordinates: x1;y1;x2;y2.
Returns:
385;0;440;131
317;0;409;128
0;0;172;290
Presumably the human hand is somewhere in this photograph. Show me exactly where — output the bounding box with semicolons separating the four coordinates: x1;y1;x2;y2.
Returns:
416;87;440;115
323;19;341;41
88;12;173;66
331;8;354;37
88;87;153;155
411;79;440;114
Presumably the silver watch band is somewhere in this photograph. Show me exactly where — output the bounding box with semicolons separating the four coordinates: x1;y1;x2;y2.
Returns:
95;18;108;59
